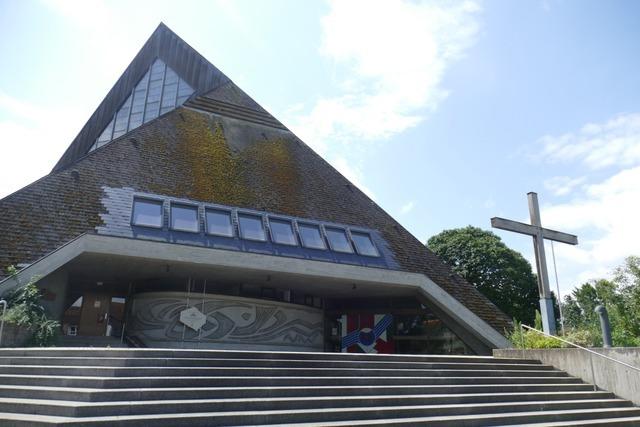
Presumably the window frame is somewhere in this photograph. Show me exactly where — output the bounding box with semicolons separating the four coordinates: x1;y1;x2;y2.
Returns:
350;230;380;257
268;217;299;246
297;222;327;250
237;212;267;242
324;226;354;254
130;197;164;229
205;207;235;238
169;202;200;233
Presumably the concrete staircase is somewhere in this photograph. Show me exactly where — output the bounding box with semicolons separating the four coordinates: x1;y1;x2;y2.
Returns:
0;348;638;426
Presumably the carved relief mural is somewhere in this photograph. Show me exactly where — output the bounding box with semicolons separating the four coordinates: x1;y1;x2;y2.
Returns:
128;292;324;351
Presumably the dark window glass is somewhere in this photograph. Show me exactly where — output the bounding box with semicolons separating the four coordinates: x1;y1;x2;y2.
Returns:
171;204;199;232
325;228;353;253
270;219;297;245
132;199;163;228
351;232;379;256
298;223;326;249
239;214;266;241
206;209;234;237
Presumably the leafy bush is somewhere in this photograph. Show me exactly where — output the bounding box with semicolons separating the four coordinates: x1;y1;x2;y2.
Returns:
509;320;563;349
563;328;599;347
1;275;60;347
509;315;600;350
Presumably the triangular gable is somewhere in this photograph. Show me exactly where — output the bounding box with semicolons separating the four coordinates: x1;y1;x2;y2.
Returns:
89;59;194;152
53;23;232;171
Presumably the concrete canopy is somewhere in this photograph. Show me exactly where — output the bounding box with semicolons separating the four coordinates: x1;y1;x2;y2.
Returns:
0;233;511;351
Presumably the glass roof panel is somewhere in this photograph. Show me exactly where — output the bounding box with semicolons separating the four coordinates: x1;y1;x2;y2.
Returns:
171;204;199;232
206;209;234;237
325;228;353;253
298;223;326;250
270;219;297;246
239;214;266;241
351;232;379;257
89;59;194;153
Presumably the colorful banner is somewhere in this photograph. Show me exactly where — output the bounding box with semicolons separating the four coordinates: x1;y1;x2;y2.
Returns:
339;313;394;353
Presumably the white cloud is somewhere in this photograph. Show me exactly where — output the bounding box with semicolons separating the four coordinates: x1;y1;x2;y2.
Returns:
286;0;481;154
542;166;640;285
543;175;586;196
537;112;640;169
400;201;415;214
532;113;640;291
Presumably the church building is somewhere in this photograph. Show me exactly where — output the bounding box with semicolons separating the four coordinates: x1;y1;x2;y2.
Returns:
0;24;511;355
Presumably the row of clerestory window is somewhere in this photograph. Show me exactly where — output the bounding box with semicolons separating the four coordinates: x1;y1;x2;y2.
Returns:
131;198;380;257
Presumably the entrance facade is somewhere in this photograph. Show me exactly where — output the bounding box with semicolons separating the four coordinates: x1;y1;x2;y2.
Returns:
61;284;127;340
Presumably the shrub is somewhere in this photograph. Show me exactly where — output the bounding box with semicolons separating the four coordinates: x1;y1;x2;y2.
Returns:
1;277;60;347
509;317;601;349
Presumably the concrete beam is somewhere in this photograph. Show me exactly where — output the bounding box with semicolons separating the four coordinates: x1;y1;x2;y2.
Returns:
491;217;578;245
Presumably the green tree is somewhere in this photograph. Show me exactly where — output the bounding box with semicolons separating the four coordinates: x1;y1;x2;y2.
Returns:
560;258;640;347
427;226;539;325
613;256;640;338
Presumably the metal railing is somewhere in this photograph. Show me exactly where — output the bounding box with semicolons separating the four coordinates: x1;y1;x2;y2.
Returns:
0;299;6;346
519;323;640;391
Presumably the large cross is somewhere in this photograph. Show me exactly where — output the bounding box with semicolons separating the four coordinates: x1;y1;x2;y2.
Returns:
491;192;578;335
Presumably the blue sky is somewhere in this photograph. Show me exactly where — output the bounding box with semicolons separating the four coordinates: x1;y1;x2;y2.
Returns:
1;0;639;297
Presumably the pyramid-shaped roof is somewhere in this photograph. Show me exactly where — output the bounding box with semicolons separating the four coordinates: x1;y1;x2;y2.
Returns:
0;24;512;347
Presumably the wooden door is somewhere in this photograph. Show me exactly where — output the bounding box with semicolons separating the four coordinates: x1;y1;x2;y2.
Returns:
79;293;110;336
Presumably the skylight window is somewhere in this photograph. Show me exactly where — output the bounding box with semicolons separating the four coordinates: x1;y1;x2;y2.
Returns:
238;213;266;241
132;198;163;228
206;209;234;237
298;223;326;250
89;59;195;152
170;204;199;232
325;227;353;253
269;218;297;246
351;232;379;257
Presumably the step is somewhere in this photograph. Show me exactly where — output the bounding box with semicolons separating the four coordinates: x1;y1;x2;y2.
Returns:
515;416;640;426
0;365;568;378
0;374;585;389
0;356;554;370
0;348;540;364
0;392;617;417
56;338;128;349
0;349;634;426
0;404;638;426
0;383;599;402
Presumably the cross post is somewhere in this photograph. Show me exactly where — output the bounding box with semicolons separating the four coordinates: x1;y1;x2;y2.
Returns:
491;192;578;335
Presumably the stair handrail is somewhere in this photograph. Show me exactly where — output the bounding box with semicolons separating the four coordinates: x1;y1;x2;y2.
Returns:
519;323;640;391
0;299;6;346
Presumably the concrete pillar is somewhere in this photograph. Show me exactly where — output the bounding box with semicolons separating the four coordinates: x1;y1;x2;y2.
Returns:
539;297;557;336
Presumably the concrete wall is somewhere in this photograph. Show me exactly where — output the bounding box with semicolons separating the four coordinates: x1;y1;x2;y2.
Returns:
494;348;640;406
0;323;31;347
128;292;324;351
37;269;69;320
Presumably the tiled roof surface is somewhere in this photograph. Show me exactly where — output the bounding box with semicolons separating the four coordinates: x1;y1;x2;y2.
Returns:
0;106;512;334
